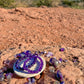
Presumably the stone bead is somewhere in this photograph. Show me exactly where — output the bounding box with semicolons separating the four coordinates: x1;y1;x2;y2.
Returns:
49;66;55;73
0;73;4;81
46;52;53;57
59;48;65;52
31;78;36;83
53;61;59;67
35;74;41;80
55;70;64;82
60;81;64;84
5;73;13;79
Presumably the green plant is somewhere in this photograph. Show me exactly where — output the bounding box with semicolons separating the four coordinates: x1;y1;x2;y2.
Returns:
36;0;53;7
0;0;15;8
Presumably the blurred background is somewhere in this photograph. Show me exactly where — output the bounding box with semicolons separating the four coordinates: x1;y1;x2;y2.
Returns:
0;0;84;9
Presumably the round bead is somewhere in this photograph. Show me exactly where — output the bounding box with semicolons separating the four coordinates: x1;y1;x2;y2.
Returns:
31;78;36;83
5;73;13;79
59;48;65;52
49;66;55;73
56;70;64;82
46;52;53;57
60;81;64;84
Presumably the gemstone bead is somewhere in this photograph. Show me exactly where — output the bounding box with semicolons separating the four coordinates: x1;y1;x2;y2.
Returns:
5;73;13;79
59;48;65;52
31;78;35;83
50;58;59;67
60;81;64;84
56;70;64;82
0;73;4;81
46;52;53;57
59;58;63;62
49;66;55;73
53;60;59;68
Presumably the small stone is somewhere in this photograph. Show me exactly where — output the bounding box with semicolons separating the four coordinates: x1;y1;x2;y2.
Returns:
49;66;55;73
53;81;60;84
53;61;59;68
60;81;64;84
46;52;53;57
44;51;47;54
5;73;13;79
59;58;63;62
31;78;36;83
59;48;65;52
0;73;4;81
35;74;41;80
56;70;64;82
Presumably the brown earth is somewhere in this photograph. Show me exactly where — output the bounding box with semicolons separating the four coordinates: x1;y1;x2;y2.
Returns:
0;6;84;84
0;6;84;50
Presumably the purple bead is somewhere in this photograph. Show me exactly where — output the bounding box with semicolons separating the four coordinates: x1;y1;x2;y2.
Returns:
46;52;53;57
60;81;64;84
5;73;13;79
59;58;63;62
59;48;65;52
56;70;63;82
31;78;35;83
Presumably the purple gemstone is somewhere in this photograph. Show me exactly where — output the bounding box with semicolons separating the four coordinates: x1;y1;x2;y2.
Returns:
5;73;13;79
59;48;65;52
46;52;53;57
59;58;63;62
56;70;63;82
60;81;64;84
31;78;35;83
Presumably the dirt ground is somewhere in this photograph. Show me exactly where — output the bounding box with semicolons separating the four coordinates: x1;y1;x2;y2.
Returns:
0;6;84;84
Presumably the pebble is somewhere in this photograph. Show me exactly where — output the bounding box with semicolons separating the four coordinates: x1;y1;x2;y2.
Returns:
55;70;64;82
46;52;53;57
59;48;65;52
49;66;55;73
31;78;36;83
60;81;64;84
35;74;41;80
5;73;13;79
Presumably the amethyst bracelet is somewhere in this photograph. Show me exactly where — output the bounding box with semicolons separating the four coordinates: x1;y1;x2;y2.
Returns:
14;51;44;74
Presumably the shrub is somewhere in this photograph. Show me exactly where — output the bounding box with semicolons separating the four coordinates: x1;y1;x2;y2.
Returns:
0;0;15;8
36;0;53;7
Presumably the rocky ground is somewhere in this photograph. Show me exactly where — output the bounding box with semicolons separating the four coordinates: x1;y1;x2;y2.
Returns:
0;6;84;84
